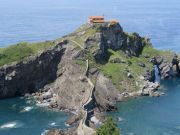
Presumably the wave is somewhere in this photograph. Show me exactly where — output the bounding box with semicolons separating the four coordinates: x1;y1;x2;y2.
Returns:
49;122;56;126
118;117;124;122
0;121;23;129
20;106;33;112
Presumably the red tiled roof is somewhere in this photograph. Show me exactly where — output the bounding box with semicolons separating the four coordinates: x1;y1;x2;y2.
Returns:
89;16;104;19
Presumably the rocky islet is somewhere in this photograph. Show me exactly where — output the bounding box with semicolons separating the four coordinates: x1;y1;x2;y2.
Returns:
0;21;179;135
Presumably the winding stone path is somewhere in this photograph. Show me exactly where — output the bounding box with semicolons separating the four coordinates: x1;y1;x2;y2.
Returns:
77;60;96;135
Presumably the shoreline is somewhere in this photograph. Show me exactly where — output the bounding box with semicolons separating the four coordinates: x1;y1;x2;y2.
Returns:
0;22;179;135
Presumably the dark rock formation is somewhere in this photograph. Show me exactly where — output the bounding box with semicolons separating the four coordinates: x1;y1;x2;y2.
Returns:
84;22;148;62
0;44;65;99
94;73;120;111
109;57;126;63
0;21;179;135
66;113;83;126
144;69;155;82
46;128;77;135
138;62;146;67
147;54;180;80
172;54;180;75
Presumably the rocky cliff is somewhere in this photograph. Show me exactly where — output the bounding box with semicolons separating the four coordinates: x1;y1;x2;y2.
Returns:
84;22;147;62
0;21;179;135
0;44;65;98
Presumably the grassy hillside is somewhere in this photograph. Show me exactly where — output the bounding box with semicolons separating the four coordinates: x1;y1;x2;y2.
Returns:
0;41;54;66
0;23;174;93
70;23;174;92
99;48;171;91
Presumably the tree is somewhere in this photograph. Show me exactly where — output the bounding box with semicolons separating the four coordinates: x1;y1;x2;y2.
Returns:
96;117;120;135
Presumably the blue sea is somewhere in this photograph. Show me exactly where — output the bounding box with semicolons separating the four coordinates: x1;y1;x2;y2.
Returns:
109;78;180;135
0;0;180;135
0;97;67;135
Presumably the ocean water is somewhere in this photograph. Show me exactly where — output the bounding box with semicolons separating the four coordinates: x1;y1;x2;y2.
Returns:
109;78;180;135
0;0;180;51
0;0;180;135
0;97;67;135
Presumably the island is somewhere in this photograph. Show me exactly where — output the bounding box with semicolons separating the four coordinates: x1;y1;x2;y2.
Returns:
0;16;179;135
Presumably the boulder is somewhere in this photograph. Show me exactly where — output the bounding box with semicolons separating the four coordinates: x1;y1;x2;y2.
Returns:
127;72;133;78
161;64;171;79
143;54;150;58
94;73;119;111
42;91;53;100
89;68;98;75
138;62;146;67
66;113;82;125
109;57;126;63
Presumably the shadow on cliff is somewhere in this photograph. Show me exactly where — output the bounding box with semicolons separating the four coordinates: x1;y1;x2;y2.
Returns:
0;46;66;99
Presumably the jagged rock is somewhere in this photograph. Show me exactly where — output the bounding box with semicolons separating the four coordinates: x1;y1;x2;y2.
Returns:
124;32;146;56
42;91;53;100
127;72;133;78
24;93;31;98
46;127;77;135
109;57;126;63
161;64;171;79
66;113;82;125
149;91;161;97
143;54;150;58
172;54;180;75
46;129;62;135
84;22;147;62
0;44;65;99
94;73;119;111
79;76;88;82
46;129;76;135
121;92;129;97
138;62;145;67
139;75;145;80
88;68;98;75
155;56;163;65
144;69;154;81
141;82;160;96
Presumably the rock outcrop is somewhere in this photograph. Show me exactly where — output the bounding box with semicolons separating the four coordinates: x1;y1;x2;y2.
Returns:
84;22;148;62
94;73;120;111
0;21;179;135
150;54;180;79
0;44;65;98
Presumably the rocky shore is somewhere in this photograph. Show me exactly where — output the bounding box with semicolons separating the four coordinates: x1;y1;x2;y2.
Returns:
0;21;179;135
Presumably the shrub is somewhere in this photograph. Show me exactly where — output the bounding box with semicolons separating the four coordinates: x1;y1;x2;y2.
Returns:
96;117;120;135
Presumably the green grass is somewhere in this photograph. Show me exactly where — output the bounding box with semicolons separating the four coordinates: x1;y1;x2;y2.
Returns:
142;46;173;61
75;59;86;66
29;41;54;52
69;23;97;46
66;24;174;93
97;45;174;92
0;41;54;66
96;49;140;91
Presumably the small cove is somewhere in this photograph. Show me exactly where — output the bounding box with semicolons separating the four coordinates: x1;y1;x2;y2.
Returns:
0;97;68;135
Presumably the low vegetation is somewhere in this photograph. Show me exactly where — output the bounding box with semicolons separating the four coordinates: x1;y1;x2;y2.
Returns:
0;41;54;66
100;46;173;91
96;117;120;135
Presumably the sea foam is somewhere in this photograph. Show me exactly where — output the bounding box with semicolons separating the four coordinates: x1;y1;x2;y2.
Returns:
20;106;33;112
0;121;23;129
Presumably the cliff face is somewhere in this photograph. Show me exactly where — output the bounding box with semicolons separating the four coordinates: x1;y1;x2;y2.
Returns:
0;44;65;98
84;23;147;62
0;22;179;135
0;22;179;111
